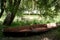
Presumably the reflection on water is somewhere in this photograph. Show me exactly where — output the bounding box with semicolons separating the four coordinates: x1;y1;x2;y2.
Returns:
41;37;50;40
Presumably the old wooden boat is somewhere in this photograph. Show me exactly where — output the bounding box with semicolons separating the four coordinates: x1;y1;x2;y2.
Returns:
3;23;60;37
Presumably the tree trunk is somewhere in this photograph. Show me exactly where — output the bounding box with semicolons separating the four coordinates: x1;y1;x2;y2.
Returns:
0;0;5;18
3;11;15;25
3;0;21;25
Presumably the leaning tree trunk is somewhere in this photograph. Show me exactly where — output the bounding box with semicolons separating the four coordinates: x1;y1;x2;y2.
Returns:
3;11;15;25
3;0;21;25
0;0;6;18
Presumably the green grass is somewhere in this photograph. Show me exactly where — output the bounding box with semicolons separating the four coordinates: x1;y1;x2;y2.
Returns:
11;19;56;27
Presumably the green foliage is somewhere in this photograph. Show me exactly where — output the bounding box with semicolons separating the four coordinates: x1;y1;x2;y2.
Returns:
5;0;60;19
36;0;60;18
